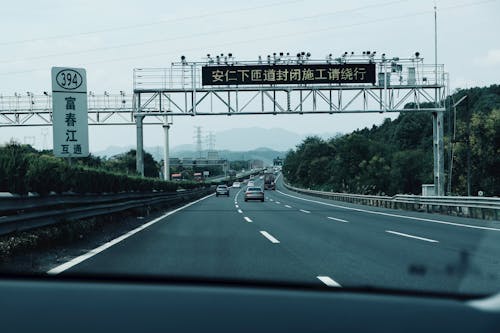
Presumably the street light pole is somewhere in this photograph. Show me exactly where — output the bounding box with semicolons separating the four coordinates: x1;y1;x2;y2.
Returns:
466;96;471;196
451;95;468;195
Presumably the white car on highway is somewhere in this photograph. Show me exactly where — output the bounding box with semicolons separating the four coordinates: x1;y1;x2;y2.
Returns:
244;187;265;202
232;182;241;188
247;181;255;187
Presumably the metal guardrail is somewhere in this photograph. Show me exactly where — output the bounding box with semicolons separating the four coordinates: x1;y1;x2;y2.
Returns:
205;169;265;183
283;182;500;221
0;188;213;236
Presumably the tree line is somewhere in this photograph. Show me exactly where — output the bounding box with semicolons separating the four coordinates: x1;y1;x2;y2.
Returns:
283;85;499;196
0;144;204;195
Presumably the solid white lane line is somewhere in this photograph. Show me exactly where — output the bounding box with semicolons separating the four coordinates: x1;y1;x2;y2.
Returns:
386;230;438;243
47;193;215;275
327;217;348;223
276;190;500;232
285;205;292;208
235;188;243;205
260;231;280;244
244;216;253;222
238;209;243;214
317;276;341;287
300;209;311;214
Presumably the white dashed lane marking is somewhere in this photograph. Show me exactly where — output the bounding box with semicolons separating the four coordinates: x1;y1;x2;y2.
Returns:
260;231;280;244
317;276;341;287
327;217;348;223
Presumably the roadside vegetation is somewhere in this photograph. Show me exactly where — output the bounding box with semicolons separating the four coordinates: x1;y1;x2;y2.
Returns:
0;145;202;195
283;85;500;196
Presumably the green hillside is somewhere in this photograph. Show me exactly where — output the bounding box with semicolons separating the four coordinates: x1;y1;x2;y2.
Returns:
283;85;500;196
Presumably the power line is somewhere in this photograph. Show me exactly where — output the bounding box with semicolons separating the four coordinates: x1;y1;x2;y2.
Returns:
80;0;500;64
0;0;495;76
0;0;410;65
0;0;305;47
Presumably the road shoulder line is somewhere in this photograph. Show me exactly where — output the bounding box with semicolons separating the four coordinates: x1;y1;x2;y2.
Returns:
386;230;439;243
277;190;500;232
47;193;215;275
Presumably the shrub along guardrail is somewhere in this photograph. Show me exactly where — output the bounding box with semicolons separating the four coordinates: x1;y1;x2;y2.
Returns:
0;151;204;195
0;187;213;236
283;182;500;221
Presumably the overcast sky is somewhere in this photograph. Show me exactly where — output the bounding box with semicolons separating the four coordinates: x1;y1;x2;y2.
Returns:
0;0;498;152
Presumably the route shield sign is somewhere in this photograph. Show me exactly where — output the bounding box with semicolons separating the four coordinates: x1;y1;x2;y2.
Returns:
51;67;89;157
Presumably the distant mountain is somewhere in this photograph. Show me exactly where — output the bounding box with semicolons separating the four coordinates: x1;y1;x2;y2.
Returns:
93;127;342;162
94;145;285;165
171;144;195;153
215;127;302;151
93;145;134;158
169;148;286;165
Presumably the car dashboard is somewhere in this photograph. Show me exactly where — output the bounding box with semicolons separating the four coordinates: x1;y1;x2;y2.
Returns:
0;275;499;333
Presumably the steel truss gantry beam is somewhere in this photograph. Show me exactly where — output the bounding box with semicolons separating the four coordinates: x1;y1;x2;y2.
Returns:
0;94;162;127
133;85;446;116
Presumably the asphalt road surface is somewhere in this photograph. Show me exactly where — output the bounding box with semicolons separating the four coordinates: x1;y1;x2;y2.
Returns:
48;175;500;295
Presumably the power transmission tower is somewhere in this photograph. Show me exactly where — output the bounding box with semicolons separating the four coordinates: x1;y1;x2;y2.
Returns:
41;128;49;150
207;131;216;151
193;126;203;158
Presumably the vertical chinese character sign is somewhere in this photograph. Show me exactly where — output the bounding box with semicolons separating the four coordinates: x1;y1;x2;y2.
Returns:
51;67;89;157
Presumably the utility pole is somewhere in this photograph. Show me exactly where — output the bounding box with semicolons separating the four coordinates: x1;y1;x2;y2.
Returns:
466;96;471;196
432;1;444;196
447;96;452;195
450;95;471;196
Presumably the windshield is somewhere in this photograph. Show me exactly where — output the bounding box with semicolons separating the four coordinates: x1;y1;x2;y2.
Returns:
0;0;499;298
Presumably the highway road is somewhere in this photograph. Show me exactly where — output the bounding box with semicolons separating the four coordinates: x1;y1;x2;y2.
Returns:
48;175;500;295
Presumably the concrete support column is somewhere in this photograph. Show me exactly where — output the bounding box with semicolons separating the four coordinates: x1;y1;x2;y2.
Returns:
135;114;144;176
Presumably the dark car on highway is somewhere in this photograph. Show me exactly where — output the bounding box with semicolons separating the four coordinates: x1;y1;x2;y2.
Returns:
215;185;230;197
244;186;264;202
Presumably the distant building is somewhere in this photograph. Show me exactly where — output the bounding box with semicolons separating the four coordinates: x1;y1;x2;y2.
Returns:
273;157;283;166
207;151;219;160
249;159;264;169
171;173;182;181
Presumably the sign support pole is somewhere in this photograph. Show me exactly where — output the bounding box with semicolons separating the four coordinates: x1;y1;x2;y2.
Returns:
163;121;170;181
136;113;144;177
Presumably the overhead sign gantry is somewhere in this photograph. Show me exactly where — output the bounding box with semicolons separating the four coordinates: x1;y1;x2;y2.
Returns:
133;51;447;195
